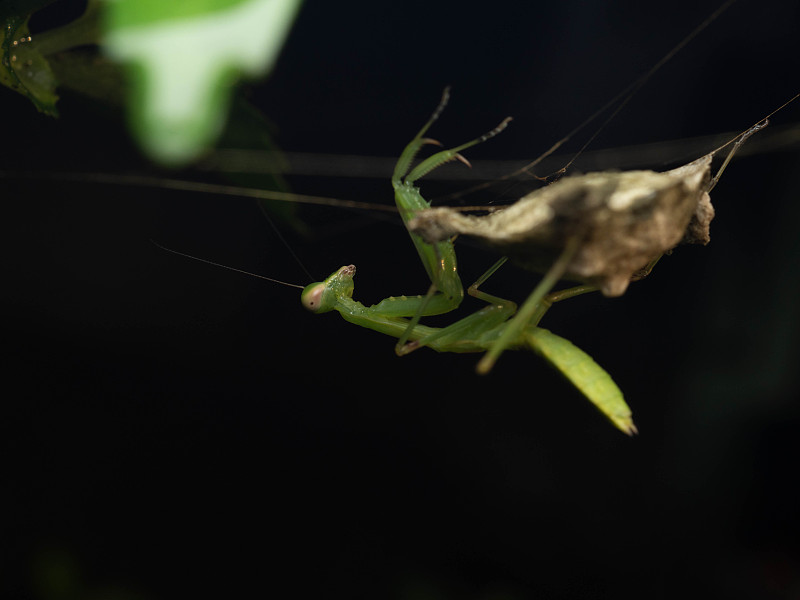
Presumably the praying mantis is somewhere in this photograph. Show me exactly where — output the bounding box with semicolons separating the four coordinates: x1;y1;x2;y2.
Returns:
302;90;667;434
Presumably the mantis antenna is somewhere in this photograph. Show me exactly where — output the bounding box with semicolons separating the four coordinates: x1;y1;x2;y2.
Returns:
150;240;305;289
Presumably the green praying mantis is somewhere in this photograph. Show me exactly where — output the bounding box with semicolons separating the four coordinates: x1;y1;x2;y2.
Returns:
300;89;652;435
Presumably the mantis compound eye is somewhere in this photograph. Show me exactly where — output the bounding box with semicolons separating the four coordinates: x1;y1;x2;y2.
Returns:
301;282;326;312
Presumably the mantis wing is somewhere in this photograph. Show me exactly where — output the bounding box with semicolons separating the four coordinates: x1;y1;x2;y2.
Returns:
526;328;636;436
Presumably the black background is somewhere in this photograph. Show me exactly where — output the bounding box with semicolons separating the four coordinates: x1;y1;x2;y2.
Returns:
3;1;800;598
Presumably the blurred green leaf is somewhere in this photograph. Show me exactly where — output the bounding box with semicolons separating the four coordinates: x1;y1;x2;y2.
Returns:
104;0;252;29
103;0;303;165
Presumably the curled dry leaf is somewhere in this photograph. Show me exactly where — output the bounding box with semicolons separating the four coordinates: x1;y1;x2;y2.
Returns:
409;154;714;297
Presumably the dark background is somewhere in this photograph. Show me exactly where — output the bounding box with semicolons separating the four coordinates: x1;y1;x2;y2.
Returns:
3;0;800;598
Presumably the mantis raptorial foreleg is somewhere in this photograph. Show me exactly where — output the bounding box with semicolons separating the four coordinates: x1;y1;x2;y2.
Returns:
387;88;512;333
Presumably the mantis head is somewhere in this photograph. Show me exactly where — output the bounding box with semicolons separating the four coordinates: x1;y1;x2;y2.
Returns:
301;265;356;313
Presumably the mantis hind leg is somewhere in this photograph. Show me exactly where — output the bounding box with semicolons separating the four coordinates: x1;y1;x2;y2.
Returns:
476;238;582;374
476;252;661;373
540;253;660;309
